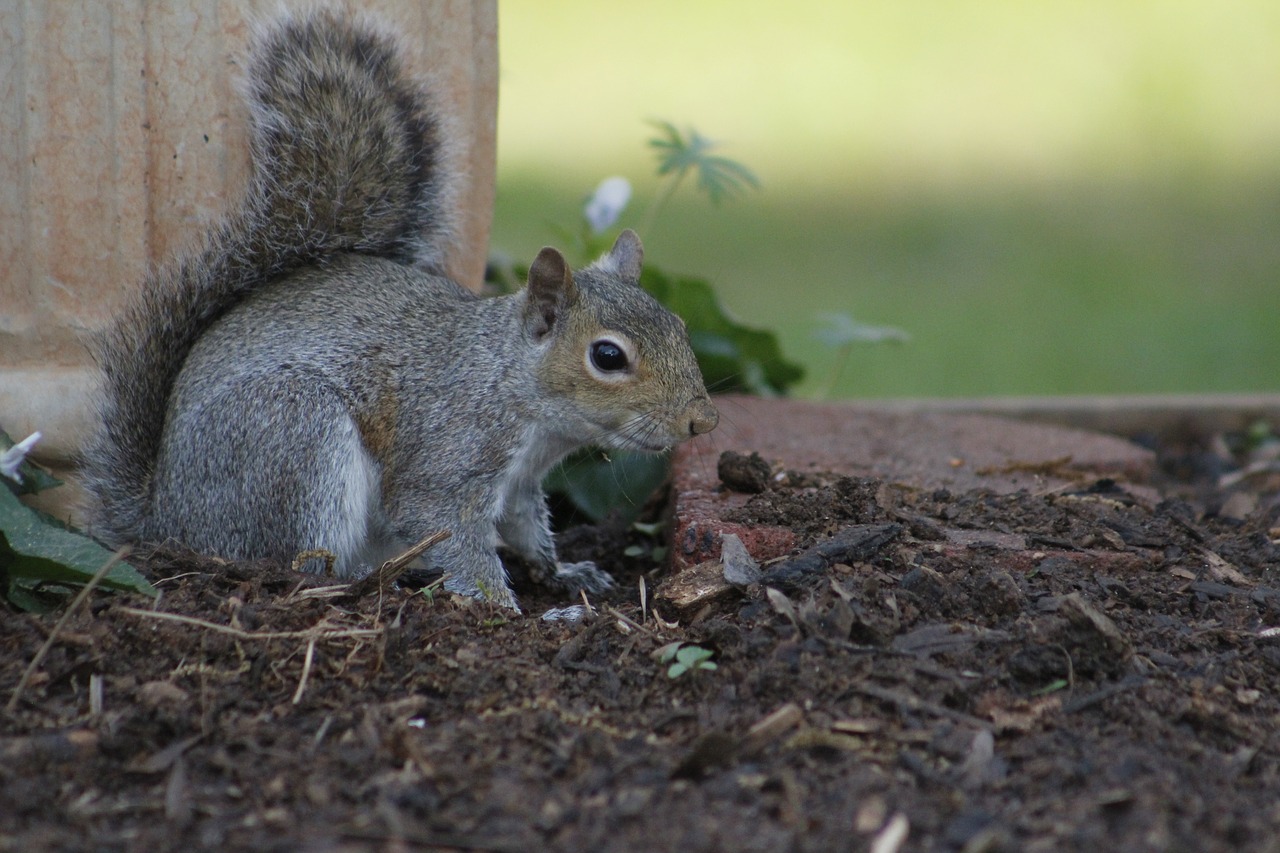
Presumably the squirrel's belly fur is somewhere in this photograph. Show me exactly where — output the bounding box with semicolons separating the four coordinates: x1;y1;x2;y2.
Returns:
80;9;718;610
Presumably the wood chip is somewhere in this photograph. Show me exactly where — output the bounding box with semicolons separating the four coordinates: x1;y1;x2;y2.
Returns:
744;703;803;751
870;813;910;853
655;559;736;612
833;718;883;735
1199;547;1253;587
784;727;865;753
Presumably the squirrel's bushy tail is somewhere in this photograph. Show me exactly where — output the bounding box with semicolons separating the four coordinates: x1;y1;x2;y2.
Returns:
81;8;454;543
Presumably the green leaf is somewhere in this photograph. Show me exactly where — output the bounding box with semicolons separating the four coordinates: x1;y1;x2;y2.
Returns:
5;580;63;614
657;641;684;664
647;121;760;206
0;486;155;602
544;448;671;525
814;312;911;347
675;645;714;667
631;521;663;537
648;120;704;175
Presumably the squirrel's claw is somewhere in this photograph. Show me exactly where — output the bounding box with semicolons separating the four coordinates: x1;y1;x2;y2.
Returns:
543;560;615;597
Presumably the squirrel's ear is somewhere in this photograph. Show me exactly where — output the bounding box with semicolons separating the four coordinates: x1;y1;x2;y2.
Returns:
525;247;577;340
605;229;644;281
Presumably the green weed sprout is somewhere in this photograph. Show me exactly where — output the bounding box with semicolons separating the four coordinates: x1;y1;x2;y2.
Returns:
659;642;718;679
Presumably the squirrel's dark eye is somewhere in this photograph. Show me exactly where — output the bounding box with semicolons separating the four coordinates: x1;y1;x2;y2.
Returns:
590;340;629;372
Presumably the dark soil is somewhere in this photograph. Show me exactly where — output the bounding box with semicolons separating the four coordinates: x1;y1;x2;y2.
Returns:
4;427;1280;852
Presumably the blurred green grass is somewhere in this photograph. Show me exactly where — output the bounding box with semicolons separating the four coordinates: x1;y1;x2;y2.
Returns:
491;0;1280;398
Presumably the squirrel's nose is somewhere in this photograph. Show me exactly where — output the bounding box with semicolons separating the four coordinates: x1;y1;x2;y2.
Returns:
688;398;719;436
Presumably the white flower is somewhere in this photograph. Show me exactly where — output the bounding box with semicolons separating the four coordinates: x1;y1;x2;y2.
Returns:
1;431;41;483
583;176;632;234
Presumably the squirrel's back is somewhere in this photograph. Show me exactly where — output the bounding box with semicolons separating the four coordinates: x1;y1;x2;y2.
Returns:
81;9;456;544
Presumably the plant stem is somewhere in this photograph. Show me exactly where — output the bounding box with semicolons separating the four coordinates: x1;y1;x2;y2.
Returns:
639;169;687;240
816;344;853;400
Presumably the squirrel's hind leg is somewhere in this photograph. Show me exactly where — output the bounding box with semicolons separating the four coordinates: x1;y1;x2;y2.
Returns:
496;481;615;598
149;373;383;576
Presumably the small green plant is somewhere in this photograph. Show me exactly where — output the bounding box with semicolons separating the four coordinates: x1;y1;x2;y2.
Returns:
416;575;445;605
658;641;718;679
623;520;668;563
2;427;156;612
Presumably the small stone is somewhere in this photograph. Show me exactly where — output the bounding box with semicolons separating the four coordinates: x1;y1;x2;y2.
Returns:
1219;491;1257;521
137;681;189;709
721;533;762;587
717;450;772;493
1058;593;1132;660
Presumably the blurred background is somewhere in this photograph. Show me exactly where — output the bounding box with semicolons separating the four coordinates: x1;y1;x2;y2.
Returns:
490;0;1280;399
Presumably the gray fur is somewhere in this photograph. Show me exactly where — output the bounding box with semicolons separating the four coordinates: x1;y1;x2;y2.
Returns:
80;9;717;610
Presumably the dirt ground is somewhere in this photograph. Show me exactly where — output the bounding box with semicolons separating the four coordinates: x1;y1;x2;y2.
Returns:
3;423;1280;852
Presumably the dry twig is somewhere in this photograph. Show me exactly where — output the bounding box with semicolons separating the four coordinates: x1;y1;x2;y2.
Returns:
117;607;382;641
605;606;655;636
292;636;319;704
342;530;451;600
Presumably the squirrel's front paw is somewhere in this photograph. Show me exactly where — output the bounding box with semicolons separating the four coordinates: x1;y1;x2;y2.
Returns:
545;560;615;597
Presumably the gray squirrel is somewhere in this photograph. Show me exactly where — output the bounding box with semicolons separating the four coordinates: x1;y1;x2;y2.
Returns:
80;8;718;611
